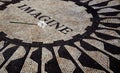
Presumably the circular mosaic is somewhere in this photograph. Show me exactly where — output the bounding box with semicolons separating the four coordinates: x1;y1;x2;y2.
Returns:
0;0;120;73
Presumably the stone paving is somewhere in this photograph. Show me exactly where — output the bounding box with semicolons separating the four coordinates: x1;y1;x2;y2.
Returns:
0;0;120;73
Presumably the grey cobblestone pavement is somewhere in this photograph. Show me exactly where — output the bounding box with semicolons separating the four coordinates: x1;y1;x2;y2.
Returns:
0;0;120;73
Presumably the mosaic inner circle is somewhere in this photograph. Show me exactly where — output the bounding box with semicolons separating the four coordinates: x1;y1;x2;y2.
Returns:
0;0;93;43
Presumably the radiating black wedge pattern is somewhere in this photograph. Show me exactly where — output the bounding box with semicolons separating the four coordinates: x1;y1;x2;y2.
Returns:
6;45;31;73
30;42;42;73
0;0;120;73
44;46;62;73
58;45;84;73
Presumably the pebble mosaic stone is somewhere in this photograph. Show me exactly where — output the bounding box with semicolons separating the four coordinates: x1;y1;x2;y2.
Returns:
0;0;120;73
